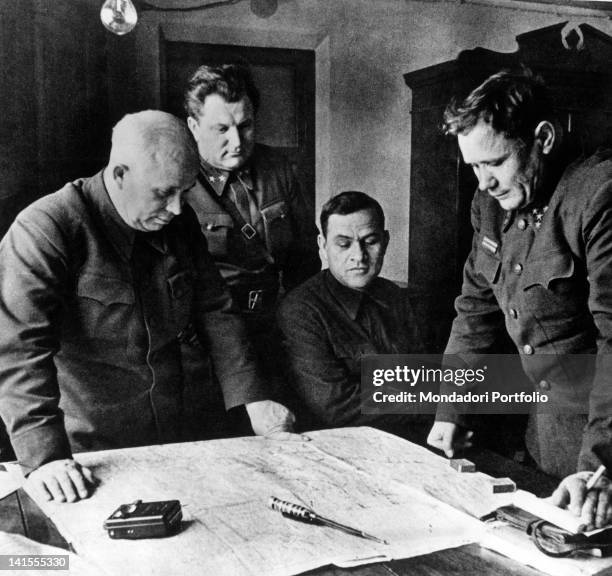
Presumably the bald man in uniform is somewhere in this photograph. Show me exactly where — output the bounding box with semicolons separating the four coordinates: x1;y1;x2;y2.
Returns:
0;110;295;503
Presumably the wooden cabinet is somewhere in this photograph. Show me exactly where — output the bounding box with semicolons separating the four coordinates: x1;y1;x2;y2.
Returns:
404;22;612;352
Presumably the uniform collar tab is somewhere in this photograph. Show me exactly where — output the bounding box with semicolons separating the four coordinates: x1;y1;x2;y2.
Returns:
199;157;253;195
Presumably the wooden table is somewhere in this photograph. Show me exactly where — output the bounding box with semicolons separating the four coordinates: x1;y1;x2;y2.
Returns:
0;447;557;576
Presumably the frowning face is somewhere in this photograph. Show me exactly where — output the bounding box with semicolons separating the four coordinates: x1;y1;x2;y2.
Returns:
113;156;196;232
319;209;389;290
187;94;256;171
458;118;545;211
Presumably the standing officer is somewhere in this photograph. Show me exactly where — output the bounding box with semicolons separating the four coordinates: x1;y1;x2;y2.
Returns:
426;69;612;529
0;110;297;503
183;64;319;424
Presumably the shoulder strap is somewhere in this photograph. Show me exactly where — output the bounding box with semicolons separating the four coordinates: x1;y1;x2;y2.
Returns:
196;172;274;265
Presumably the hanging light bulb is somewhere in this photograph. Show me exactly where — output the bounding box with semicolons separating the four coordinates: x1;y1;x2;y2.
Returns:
100;0;138;36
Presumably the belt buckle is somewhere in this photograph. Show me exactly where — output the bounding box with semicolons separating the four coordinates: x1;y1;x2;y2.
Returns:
241;223;257;240
248;289;264;311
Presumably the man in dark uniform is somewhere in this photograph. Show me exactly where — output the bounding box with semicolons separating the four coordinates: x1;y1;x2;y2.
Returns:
0;111;294;503
278;191;429;441
426;69;612;528
183;64;319;433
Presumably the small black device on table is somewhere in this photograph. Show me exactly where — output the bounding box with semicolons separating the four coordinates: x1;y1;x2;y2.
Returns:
103;500;182;539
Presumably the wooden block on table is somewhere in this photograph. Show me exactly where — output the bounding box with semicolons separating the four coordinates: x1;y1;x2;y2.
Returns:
449;458;476;473
490;477;516;493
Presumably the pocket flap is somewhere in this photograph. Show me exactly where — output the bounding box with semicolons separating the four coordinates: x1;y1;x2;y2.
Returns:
261;201;289;224
202;213;234;231
523;251;574;290
77;274;134;305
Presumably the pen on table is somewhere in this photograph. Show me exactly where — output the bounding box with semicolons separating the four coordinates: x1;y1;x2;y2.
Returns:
268;496;388;545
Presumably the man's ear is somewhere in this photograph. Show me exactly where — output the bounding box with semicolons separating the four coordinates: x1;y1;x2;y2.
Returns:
317;233;328;266
382;230;390;250
187;116;199;140
534;121;556;155
112;164;128;189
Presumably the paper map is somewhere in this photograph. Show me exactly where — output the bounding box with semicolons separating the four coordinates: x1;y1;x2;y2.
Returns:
20;427;612;576
22;427;485;576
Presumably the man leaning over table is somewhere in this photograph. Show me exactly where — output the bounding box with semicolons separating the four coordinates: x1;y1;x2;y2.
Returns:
0;110;301;504
277;191;430;442
426;69;612;529
181;64;319;431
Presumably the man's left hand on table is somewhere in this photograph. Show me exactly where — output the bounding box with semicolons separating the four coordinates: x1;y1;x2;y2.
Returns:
551;471;612;530
26;459;97;504
245;400;310;441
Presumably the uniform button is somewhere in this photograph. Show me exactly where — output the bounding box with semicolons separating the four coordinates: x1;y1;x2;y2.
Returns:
513;263;523;275
509;308;519;319
538;380;550;390
517;218;527;230
523;344;534;355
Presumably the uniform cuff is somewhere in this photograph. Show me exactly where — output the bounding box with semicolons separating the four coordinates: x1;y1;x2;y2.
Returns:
577;421;612;472
11;425;72;476
219;369;269;410
435;411;470;428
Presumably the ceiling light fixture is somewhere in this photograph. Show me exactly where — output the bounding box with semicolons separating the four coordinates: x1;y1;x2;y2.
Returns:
100;0;251;36
100;0;138;35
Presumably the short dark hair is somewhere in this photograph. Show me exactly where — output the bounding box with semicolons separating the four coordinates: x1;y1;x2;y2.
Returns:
443;68;555;145
184;64;260;118
320;191;385;237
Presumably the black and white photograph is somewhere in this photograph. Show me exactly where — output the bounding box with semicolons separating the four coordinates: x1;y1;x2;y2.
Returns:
0;0;611;574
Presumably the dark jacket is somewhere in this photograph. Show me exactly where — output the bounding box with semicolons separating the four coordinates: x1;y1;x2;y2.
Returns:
443;149;612;477
185;144;319;298
278;270;425;436
0;171;266;473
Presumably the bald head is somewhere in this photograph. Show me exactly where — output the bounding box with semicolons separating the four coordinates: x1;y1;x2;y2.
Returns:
105;111;199;232
110;110;198;172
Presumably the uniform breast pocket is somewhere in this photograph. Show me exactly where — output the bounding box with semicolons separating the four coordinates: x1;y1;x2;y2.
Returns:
167;270;194;331
475;246;501;285
522;250;587;319
261;201;293;255
200;213;234;257
75;274;134;340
